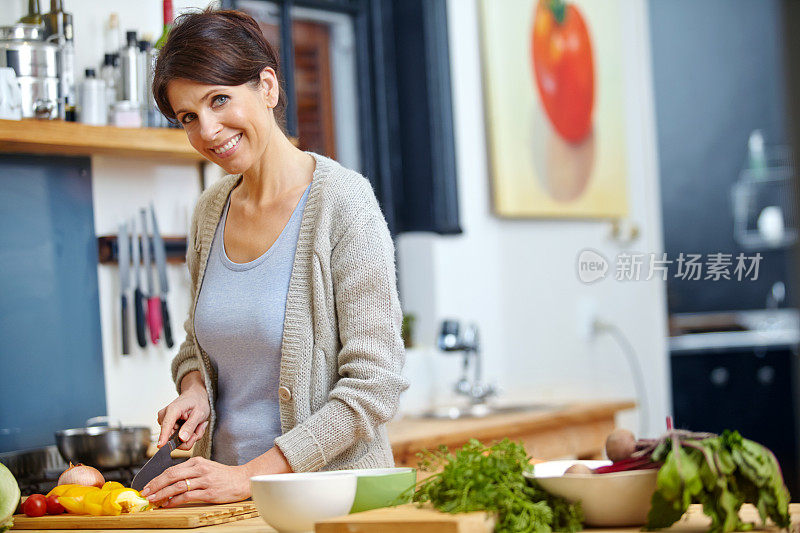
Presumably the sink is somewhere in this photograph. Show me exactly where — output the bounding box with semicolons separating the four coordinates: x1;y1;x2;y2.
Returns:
417;402;560;420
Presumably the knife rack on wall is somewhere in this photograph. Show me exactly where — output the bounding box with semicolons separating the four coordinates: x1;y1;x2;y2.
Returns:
97;235;187;264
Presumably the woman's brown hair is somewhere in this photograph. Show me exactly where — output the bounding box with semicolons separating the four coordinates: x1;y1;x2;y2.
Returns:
152;8;286;128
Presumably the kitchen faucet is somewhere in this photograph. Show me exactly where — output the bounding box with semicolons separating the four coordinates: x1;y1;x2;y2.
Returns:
437;320;496;403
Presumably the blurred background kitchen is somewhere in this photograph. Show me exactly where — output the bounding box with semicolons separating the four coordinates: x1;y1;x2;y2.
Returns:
1;0;798;500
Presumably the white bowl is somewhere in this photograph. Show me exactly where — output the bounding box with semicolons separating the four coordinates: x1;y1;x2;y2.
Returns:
250;472;357;533
524;460;658;527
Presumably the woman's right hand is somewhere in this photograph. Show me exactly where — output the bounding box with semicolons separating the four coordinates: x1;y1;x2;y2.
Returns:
157;370;210;451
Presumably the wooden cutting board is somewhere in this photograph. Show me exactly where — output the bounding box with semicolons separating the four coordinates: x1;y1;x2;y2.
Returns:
315;504;495;533
316;503;800;533
10;502;258;529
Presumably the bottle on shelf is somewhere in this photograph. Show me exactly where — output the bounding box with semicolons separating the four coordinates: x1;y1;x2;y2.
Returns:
137;38;152;125
19;0;42;24
121;30;139;105
78;68;107;126
42;0;75;120
155;0;173;49
100;53;118;121
42;0;72;41
105;13;121;54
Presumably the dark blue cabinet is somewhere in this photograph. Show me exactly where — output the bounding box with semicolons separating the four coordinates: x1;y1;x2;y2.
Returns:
0;154;106;453
671;346;799;498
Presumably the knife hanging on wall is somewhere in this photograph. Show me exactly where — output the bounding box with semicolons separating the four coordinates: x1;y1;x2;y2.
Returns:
140;209;162;345
150;204;174;348
117;221;131;355
131;216;147;348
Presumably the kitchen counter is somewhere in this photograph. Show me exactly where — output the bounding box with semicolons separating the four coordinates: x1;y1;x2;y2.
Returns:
388;400;635;466
22;503;799;532
145;401;635;462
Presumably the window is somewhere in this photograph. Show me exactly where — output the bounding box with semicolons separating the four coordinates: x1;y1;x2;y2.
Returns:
224;0;461;235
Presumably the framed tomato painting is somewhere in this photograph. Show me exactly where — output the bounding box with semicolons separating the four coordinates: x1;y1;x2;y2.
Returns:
479;0;629;218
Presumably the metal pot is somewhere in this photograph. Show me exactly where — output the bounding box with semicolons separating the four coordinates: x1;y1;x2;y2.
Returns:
0;23;61;119
54;417;151;470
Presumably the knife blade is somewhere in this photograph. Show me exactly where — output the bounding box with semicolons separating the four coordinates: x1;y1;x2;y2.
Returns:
140;209;161;345
131;420;185;492
132;216;147;348
150;204;174;348
118;221;131;355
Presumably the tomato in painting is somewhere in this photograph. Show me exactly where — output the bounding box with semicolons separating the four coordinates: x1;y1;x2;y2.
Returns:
22;494;47;517
531;0;595;143
46;495;65;515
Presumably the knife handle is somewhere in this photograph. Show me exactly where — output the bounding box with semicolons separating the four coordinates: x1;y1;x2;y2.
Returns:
121;294;130;355
147;296;162;345
161;298;174;348
134;287;147;348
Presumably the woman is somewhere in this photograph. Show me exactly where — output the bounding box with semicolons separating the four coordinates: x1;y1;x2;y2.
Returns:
140;8;408;507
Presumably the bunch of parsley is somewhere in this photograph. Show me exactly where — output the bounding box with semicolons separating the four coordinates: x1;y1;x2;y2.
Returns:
411;439;583;533
646;430;791;533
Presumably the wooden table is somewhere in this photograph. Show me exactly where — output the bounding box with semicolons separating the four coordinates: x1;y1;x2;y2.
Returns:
20;504;799;532
387;401;636;466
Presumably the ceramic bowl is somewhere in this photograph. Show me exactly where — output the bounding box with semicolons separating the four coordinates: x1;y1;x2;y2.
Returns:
250;472;356;533
327;467;417;513
524;460;658;527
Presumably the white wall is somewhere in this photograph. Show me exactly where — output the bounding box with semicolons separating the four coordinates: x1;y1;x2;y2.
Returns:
397;0;670;439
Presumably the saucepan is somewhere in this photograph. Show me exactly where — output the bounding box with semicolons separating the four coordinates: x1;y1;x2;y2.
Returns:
55;416;151;469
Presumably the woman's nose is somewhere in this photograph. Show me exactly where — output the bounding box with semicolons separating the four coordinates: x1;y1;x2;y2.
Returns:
198;116;222;143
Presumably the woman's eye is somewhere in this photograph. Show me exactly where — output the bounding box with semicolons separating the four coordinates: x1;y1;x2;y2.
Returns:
212;95;229;107
181;113;196;124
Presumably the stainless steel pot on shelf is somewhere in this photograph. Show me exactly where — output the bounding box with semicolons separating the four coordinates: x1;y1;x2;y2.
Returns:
54;417;151;469
0;23;60;119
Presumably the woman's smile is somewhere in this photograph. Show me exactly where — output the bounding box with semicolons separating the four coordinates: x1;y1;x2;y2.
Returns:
211;133;243;158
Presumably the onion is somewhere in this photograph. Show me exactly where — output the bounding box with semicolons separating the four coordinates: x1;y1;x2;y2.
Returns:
57;463;105;487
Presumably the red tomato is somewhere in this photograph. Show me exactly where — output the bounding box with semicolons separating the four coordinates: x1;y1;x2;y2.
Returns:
22;494;47;518
46;495;65;515
531;0;595;143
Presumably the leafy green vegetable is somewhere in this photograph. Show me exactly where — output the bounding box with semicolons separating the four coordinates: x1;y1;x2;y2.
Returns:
0;462;20;533
646;430;790;533
411;439;583;533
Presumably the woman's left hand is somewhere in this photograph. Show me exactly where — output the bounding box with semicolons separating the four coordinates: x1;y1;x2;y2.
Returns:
139;457;250;507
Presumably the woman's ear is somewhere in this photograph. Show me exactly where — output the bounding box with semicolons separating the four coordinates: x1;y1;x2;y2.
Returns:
260;67;279;109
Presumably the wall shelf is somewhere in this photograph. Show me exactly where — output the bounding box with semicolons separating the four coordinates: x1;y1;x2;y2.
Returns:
98;234;188;265
0;118;204;161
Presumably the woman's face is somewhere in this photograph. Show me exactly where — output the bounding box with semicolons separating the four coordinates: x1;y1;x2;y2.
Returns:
166;69;279;174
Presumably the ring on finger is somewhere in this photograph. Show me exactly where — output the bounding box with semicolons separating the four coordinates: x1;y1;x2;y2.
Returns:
185;478;191;492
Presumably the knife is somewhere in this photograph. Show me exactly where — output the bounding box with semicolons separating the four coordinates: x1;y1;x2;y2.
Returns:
150;204;174;348
141;209;162;345
118;221;131;355
132;216;147;348
131;420;185;492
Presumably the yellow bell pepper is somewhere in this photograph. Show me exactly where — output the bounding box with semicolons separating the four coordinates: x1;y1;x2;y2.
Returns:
104;488;150;514
46;484;74;498
83;489;111;516
63;485;100;498
58;496;85;514
56;486;101;514
49;484;150;516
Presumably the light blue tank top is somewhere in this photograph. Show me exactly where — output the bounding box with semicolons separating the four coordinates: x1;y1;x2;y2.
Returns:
194;184;310;466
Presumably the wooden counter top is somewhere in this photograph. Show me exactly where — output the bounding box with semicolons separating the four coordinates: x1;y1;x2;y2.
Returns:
19;503;798;533
388;400;636;466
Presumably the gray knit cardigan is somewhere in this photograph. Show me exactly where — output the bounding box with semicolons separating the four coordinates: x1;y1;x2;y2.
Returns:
171;152;408;472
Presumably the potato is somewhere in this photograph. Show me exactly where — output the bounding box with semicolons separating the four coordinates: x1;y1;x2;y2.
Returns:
564;463;593;475
605;428;636;462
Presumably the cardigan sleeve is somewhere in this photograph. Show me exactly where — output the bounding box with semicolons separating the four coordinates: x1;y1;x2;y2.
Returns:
274;206;409;472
